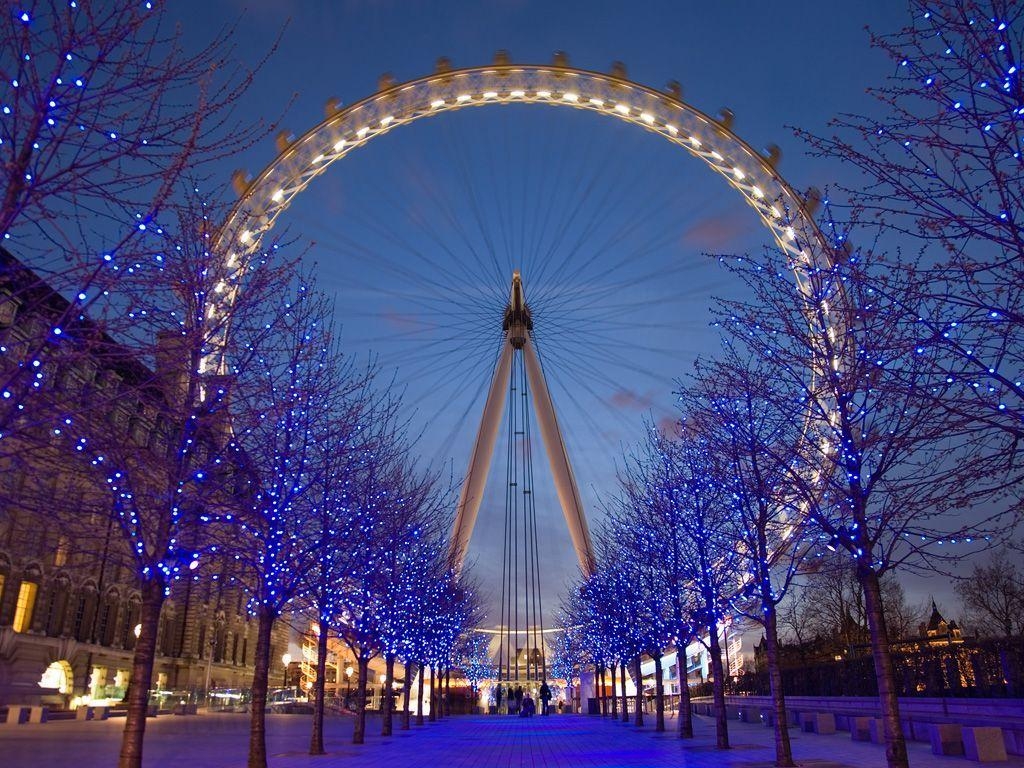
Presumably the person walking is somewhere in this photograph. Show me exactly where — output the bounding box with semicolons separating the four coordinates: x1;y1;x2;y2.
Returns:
539;681;551;716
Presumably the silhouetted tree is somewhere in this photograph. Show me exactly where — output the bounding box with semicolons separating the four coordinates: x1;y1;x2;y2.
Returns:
955;550;1024;637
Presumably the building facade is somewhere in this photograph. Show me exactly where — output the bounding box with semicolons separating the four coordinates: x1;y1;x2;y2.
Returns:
0;247;288;709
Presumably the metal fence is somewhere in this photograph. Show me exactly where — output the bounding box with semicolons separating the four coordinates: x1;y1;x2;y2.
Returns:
721;638;1024;699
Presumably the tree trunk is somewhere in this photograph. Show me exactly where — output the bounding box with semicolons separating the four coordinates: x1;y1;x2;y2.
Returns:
764;608;794;767
708;619;730;749
653;651;665;732
117;573;165;768
309;624;329;754
428;666;437;722
620;660;629;723
633;656;644;727
247;604;277;768
416;665;425;725
599;665;607;716
444;668;451;717
381;654;395;736
352;655;369;744
606;667;614;720
677;649;693;738
437;667;444;719
401;662;413;730
860;567;909;768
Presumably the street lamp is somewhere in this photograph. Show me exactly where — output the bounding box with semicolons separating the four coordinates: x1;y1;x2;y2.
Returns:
282;653;292;688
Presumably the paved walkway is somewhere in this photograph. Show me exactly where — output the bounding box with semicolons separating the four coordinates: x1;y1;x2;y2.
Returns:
2;710;1022;767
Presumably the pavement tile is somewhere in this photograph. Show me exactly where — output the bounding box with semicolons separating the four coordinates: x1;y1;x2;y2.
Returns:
2;709;1023;768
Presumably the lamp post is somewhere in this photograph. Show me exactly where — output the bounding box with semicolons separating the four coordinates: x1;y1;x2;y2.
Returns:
282;653;292;688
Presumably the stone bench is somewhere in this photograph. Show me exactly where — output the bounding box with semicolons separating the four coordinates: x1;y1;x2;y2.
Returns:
851;716;875;742
172;704;198;716
1;706;46;725
870;718;887;745
76;706;110;721
930;723;964;756
2;706;28;725
964;727;1008;763
759;708;774;727
800;712;836;735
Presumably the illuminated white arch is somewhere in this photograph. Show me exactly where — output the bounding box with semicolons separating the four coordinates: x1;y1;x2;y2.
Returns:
215;58;833;331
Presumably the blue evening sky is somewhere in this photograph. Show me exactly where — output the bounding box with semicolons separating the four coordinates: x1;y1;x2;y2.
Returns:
165;0;952;627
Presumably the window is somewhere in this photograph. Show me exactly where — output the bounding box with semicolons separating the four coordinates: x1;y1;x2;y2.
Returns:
13;581;38;632
44;577;70;637
73;584;98;642
39;661;72;694
54;536;69;567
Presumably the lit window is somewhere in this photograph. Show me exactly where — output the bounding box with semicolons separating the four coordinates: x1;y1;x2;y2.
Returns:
13;581;38;632
54;537;69;567
39;661;70;694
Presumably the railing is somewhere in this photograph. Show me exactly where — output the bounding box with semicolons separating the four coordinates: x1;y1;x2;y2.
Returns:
705;637;1024;699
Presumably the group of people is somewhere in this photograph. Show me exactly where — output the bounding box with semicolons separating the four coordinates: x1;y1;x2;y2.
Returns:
493;681;553;717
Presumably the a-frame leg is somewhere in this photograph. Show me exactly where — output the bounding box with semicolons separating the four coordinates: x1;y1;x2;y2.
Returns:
448;341;514;570
522;336;596;575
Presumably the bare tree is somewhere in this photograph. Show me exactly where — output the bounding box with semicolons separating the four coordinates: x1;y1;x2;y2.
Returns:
715;235;1008;768
225;280;354;768
598;479;676;731
301;365;391;755
799;0;1024;491
679;353;812;767
36;194;298;768
955;550;1024;637
0;1;271;257
374;465;457;737
617;424;740;749
0;0;276;455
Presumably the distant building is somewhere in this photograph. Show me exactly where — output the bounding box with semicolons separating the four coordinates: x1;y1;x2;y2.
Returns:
916;601;964;645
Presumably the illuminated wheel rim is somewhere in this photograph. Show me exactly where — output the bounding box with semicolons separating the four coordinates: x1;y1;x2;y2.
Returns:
212;58;840;567
213;61;832;343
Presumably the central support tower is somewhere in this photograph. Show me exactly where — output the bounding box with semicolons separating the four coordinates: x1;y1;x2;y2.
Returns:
448;271;596;577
